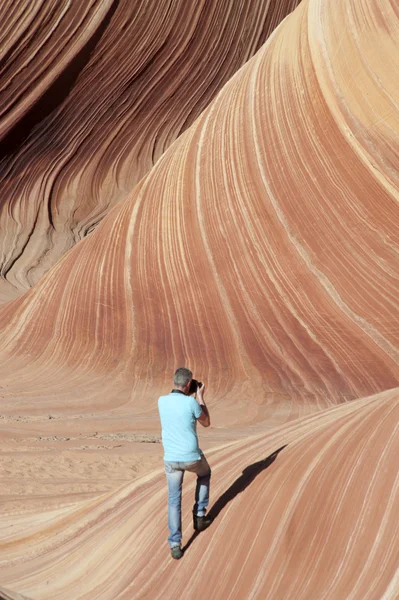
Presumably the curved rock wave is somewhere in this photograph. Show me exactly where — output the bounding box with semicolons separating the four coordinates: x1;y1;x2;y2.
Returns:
0;389;398;599
0;1;398;598
0;0;300;302
0;0;398;409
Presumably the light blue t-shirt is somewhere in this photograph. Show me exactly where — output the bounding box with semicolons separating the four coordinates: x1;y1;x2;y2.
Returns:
158;392;203;462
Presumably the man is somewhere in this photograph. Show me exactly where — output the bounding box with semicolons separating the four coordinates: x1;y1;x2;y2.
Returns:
158;367;213;559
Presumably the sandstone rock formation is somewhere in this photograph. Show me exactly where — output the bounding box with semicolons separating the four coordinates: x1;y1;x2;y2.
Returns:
1;390;398;599
0;0;300;302
0;0;398;598
0;587;33;600
0;0;398;412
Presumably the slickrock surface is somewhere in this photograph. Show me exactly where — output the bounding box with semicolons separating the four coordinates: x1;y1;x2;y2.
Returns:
0;0;300;302
0;0;399;598
0;0;398;411
1;390;398;599
0;588;33;600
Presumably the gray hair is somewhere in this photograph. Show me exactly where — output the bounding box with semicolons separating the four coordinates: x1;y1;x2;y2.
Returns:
174;367;192;387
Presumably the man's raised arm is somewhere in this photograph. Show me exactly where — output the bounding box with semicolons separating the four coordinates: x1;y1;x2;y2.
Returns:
196;383;210;427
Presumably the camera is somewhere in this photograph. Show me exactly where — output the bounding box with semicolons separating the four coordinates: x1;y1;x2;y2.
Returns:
189;379;202;395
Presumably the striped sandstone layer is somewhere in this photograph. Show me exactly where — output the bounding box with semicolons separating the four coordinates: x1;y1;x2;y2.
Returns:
0;0;300;302
0;0;398;598
0;389;398;599
0;0;398;413
0;588;33;600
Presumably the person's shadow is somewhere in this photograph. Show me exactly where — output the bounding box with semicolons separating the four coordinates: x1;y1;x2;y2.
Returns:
182;444;287;553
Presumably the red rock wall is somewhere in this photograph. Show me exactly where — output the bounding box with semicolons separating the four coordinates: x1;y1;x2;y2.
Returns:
0;0;300;302
0;0;398;410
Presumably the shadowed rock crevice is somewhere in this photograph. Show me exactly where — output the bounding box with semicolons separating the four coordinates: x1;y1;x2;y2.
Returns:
0;0;120;162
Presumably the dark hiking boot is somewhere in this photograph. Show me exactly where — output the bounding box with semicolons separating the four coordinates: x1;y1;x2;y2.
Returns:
193;512;213;532
171;545;183;560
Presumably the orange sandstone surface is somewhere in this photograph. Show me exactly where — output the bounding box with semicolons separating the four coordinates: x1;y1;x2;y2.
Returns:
0;587;33;600
0;0;300;302
1;391;398;599
0;0;399;598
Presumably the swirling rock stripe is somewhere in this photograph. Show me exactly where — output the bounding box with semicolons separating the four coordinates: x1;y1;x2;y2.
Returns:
0;0;398;409
0;390;398;599
0;0;111;138
0;0;301;302
0;588;33;600
125;0;399;402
